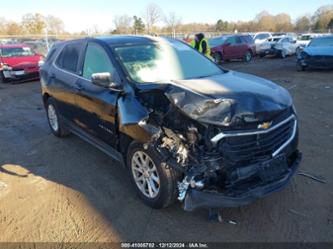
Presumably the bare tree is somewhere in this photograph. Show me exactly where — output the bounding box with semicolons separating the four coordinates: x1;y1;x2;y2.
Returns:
164;12;181;36
0;17;8;35
113;15;132;34
45;15;65;36
274;13;293;32
312;5;333;31
143;3;163;34
21;13;46;35
295;15;312;32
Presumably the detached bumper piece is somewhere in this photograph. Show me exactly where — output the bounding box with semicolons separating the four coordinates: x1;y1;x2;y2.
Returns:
184;151;302;211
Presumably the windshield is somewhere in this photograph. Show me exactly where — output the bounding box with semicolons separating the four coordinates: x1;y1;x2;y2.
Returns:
309;37;333;47
0;47;35;57
299;35;311;41
254;33;270;40
114;38;222;83
208;37;227;47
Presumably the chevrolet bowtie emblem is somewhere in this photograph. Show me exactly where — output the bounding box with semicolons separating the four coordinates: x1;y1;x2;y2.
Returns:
258;121;272;129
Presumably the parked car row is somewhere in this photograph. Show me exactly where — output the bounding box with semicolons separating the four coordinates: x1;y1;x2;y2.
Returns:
208;32;333;67
257;36;298;58
1;33;333;85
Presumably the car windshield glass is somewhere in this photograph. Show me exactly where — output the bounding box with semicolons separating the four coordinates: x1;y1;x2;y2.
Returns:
1;47;35;57
113;38;223;83
309;37;333;47
208;37;227;47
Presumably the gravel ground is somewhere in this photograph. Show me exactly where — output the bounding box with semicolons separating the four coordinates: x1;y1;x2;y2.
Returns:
0;56;332;243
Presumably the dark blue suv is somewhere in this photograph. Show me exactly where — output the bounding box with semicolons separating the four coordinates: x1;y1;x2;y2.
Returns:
40;36;301;212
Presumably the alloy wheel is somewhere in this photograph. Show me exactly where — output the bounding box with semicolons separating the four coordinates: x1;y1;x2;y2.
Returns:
47;104;59;132
131;151;160;198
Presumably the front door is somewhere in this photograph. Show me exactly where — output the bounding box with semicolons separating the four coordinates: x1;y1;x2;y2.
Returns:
74;41;120;147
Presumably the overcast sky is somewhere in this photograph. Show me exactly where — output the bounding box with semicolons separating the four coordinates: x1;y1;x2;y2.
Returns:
0;0;332;32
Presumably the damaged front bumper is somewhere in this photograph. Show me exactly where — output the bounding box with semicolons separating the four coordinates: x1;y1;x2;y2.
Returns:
184;151;302;211
2;68;39;81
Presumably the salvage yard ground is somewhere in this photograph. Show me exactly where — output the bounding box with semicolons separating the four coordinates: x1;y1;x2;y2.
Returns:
0;57;332;242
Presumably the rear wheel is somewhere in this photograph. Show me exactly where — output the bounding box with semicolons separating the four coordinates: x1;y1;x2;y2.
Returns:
244;51;252;62
46;98;70;137
127;142;179;209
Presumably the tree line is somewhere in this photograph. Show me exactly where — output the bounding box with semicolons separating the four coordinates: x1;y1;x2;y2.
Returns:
0;4;332;37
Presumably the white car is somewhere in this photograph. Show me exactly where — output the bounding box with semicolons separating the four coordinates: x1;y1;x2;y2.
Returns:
253;32;272;53
257;36;298;58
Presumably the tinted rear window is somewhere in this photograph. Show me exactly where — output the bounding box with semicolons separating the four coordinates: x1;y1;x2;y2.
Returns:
56;42;82;73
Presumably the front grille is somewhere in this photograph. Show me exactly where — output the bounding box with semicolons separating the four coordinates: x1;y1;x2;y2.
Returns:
218;117;295;168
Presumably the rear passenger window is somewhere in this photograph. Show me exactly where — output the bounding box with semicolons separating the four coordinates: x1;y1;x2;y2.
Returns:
226;37;236;44
235;37;241;44
56;42;82;73
82;43;115;80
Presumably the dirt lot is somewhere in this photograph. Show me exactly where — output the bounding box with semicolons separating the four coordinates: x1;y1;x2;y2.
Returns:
0;57;332;243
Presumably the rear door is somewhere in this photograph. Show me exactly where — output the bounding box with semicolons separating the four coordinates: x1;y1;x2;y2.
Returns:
50;42;84;122
74;41;120;147
238;36;249;58
224;36;243;59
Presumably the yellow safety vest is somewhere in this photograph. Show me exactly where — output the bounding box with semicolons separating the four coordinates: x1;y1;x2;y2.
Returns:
191;38;213;60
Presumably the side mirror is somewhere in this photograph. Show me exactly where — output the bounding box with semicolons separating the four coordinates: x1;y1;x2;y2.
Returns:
91;72;122;91
224;42;231;46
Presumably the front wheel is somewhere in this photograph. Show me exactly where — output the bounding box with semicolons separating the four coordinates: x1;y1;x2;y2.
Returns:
297;61;306;71
0;71;8;84
280;50;287;58
127;142;179;209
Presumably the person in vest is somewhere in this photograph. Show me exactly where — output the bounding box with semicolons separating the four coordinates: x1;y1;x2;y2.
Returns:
192;33;213;60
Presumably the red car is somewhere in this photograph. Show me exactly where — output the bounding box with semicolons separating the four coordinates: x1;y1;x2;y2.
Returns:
209;35;256;63
0;44;42;83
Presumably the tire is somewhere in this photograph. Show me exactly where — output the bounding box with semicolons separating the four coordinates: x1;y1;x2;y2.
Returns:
127;142;180;209
0;71;8;84
297;61;306;71
280;50;287;59
244;50;252;62
46;98;70;137
213;52;222;64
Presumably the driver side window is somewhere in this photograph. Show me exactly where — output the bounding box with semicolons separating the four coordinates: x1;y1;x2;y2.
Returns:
83;43;115;80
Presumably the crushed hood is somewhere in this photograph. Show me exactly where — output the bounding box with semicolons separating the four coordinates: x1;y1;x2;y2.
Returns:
165;71;292;127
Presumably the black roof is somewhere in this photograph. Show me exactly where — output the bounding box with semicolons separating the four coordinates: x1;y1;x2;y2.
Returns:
96;35;155;46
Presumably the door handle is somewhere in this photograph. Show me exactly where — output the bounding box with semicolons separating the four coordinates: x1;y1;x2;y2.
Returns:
49;73;56;79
